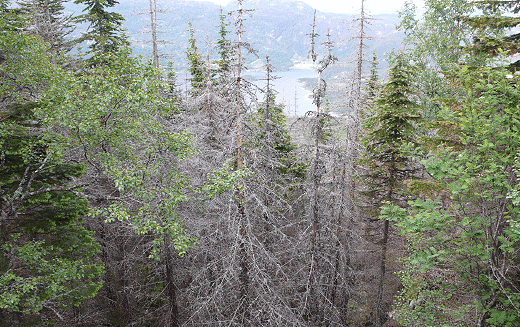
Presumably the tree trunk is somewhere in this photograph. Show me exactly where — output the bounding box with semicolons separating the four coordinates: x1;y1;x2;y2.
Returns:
235;2;250;325
164;241;180;327
375;177;394;327
148;0;159;69
375;218;389;327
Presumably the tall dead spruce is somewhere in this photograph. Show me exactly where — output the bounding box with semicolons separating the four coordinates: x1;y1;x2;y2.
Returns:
18;0;74;53
345;0;374;230
332;1;375;322
233;1;252;323
182;2;302;325
301;11;342;324
148;0;159;68
136;0;170;69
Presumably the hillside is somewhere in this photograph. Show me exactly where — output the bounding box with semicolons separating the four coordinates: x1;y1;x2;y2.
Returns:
66;0;404;70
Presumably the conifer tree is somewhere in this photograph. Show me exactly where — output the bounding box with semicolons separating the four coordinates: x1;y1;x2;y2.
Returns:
216;7;232;75
359;54;420;327
463;0;520;67
186;21;204;91
366;52;379;104
74;0;127;57
253;56;305;181
18;0;74;53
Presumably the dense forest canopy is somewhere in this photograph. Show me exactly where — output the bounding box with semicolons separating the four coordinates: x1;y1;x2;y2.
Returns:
1;0;520;326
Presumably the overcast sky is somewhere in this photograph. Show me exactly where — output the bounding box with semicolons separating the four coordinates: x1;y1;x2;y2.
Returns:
184;0;424;15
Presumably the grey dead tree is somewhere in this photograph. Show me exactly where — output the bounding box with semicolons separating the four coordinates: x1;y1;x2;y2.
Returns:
298;12;343;324
148;0;159;68
135;0;172;69
344;0;375;215
338;0;376;162
252;55;285;239
233;2;253;323
179;3;304;326
241;55;309;326
17;0;75;53
248;54;307;273
170;11;239;324
328;2;377;322
352;0;372;123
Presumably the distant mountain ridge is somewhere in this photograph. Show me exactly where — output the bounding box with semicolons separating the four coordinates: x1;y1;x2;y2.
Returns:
66;0;404;70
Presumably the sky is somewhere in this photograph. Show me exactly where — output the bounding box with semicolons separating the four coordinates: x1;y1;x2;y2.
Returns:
184;0;424;15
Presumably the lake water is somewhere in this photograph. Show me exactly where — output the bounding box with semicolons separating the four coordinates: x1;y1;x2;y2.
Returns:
179;68;318;116
245;68;317;117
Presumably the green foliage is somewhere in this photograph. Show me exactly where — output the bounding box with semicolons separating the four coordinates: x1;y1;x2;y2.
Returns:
0;104;103;315
40;48;197;259
398;0;474;69
186;21;205;91
0;20;104;310
366;52;380;104
253;94;307;180
397;0;474;122
392;259;468;327
0;233;104;313
201;159;254;200
463;0;520;59
393;63;520;326
3;3;196;281
216;7;233;74
74;0;127;58
359;54;420;206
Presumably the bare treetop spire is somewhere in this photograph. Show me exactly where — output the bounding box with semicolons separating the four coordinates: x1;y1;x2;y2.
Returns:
308;9;319;63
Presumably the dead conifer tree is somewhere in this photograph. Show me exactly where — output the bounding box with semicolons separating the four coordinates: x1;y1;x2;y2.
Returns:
148;0;159;68
332;2;377;321
345;0;375;217
297;13;342;323
135;0;171;69
18;0;74;53
180;3;304;326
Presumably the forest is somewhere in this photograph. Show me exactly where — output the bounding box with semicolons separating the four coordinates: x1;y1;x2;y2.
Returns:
1;0;520;326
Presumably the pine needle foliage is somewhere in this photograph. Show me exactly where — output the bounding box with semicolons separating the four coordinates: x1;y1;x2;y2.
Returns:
74;0;127;58
359;53;421;327
360;54;420;204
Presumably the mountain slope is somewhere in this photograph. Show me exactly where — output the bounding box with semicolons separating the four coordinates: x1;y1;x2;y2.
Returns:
66;0;404;70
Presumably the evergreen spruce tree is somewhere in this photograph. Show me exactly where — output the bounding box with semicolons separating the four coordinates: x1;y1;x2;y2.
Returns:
366;52;380;105
463;0;520;64
252;56;305;181
74;0;127;57
186;21;205;92
216;7;232;75
359;54;420;327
